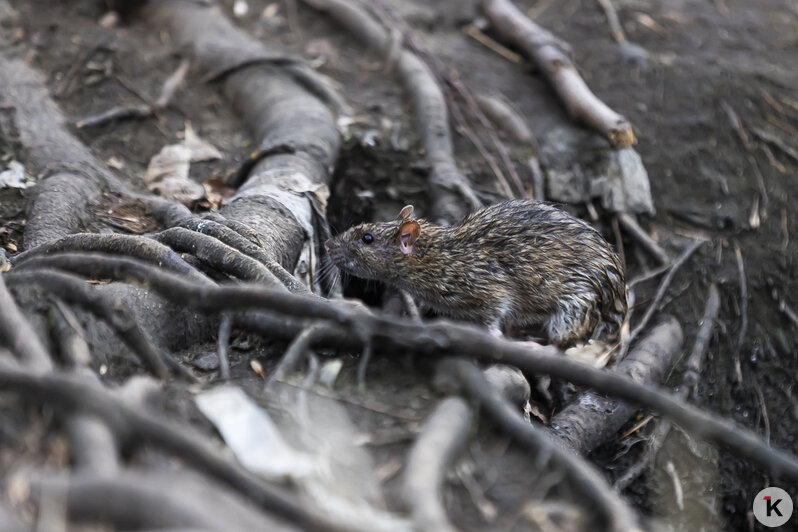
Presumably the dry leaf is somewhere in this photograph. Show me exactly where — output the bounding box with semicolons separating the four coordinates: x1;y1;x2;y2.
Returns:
0;161;31;189
144;143;204;205
201;177;235;210
185;122;223;162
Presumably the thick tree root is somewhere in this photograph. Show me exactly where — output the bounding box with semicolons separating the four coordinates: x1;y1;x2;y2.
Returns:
401;396;474;532
0;359;344;532
5;269;185;380
10;252;798;482
441;358;642;532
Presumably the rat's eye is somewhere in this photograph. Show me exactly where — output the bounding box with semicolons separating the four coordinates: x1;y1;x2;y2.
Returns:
361;233;374;244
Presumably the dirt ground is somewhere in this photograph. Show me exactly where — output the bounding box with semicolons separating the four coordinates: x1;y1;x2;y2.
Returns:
1;0;797;530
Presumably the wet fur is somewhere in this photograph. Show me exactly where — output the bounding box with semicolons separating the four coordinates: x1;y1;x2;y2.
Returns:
326;200;627;346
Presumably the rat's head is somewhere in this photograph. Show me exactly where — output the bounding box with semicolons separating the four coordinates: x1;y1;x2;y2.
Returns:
325;205;421;281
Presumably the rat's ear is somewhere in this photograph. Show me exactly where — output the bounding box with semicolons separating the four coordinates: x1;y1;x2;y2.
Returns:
398;220;421;255
397;205;414;221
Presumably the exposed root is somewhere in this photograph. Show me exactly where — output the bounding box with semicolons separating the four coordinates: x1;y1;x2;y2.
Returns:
401;397;474;532
9;252;798;482
11;232;211;285
442;358;642;532
550;319;682;454
615;285;720;490
0;361;341;532
0;274;52;372
270;322;340;382
153;227;284;286
5;269;184;380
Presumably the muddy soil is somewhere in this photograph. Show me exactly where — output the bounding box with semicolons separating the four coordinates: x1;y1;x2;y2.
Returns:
1;0;797;530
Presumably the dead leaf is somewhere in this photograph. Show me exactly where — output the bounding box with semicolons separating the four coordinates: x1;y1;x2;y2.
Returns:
0;161;32;189
185;122;223;162
201;177;235;210
144;143;204;205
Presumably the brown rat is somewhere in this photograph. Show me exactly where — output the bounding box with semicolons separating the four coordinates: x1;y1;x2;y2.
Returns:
325;199;627;347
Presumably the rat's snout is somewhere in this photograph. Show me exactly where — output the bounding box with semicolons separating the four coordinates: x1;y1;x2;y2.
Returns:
324;238;332;254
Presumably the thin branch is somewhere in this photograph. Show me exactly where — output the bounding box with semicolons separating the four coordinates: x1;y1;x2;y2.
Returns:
270;322;339;382
617;213;669;265
626;240;704;348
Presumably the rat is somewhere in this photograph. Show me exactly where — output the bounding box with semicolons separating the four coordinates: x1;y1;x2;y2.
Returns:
325;200;627;347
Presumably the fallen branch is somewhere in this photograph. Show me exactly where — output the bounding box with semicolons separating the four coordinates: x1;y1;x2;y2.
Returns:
442;358;642;532
11;252;798;482
481;0;637;148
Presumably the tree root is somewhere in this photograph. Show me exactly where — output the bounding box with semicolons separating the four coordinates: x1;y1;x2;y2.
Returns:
302;0;481;222
615;285;720;489
0;56;118;249
11;232;211;285
271;322;340;382
441;358;642;532
0;274;52;372
0;360;343;532
550;319;682;454
10;252;798;481
5;269;185;380
141;0;340;283
153;227;283;286
401;396;474;532
481;0;637;148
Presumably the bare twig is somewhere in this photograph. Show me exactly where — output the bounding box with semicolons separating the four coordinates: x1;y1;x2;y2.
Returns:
595;0;627;45
733;242;747;383
217;313;232;380
463;24;523;64
482;0;637;148
626;240;703;348
617;213;669;265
